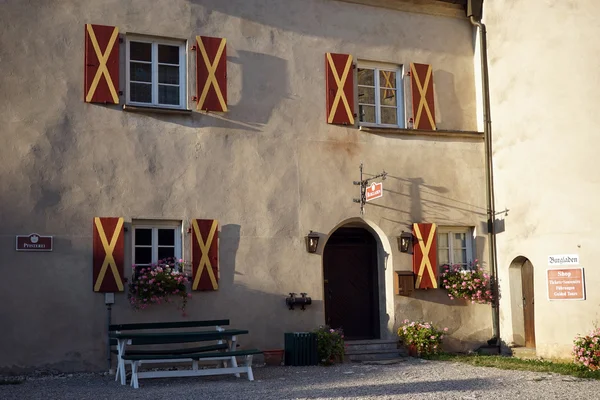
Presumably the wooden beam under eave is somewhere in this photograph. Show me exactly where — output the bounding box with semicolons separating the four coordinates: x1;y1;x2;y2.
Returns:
335;0;467;19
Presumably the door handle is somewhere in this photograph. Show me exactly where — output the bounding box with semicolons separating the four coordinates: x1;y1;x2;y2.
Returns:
324;279;329;284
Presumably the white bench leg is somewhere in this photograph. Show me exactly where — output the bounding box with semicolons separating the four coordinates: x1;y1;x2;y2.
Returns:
192;360;198;371
116;339;127;385
229;336;240;378
245;355;254;381
131;361;140;389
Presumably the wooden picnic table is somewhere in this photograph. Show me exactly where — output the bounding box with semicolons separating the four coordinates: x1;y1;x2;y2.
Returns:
110;328;251;387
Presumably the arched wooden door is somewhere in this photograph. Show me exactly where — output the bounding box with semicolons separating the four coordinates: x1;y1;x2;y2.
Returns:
323;227;380;340
522;259;536;347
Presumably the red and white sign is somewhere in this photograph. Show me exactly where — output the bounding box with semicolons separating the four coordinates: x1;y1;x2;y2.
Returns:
365;182;383;202
16;233;53;252
547;267;585;301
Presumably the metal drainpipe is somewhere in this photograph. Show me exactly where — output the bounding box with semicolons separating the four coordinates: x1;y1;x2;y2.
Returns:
469;15;501;353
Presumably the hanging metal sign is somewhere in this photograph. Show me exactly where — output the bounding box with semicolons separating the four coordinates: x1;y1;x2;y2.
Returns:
16;233;53;252
353;162;387;214
365;182;383;202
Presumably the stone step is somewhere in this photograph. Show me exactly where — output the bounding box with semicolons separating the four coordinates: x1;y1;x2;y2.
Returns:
345;339;399;352
346;350;406;362
511;347;537;360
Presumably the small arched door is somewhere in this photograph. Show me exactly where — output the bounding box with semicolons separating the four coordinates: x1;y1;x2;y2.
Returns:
323;227;380;340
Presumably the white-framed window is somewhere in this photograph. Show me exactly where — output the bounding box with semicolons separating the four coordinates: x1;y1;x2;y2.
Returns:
357;62;404;127
132;221;183;268
126;36;187;109
437;227;474;270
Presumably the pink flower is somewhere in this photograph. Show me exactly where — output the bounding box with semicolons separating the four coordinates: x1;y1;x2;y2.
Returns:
444;328;449;332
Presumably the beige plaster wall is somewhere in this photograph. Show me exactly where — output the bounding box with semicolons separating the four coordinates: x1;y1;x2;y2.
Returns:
0;0;488;373
484;0;600;359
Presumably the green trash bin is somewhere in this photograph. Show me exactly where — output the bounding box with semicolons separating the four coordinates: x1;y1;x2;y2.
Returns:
284;332;318;366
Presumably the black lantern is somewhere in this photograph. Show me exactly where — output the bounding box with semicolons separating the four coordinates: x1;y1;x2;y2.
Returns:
398;231;412;253
306;231;319;253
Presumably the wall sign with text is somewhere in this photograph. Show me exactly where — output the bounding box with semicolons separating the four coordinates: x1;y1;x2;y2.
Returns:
16;233;53;252
547;267;585;301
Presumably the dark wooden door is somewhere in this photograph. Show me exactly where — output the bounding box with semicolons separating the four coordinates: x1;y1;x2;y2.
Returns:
323;228;379;340
522;259;536;348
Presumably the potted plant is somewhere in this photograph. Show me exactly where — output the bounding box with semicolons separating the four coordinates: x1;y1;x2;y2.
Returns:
314;326;345;365
127;258;192;314
397;319;447;357
441;261;494;304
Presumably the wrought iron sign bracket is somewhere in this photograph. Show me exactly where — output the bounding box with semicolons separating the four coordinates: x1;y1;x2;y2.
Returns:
353;162;387;215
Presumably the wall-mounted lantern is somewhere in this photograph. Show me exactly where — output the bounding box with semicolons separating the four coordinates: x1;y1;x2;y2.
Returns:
306;231;319;253
398;231;412;253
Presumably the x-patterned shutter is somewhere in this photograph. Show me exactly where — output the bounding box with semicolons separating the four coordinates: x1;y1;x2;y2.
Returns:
93;217;125;292
412;223;438;289
84;24;120;104
325;53;355;125
408;63;436;130
191;219;219;291
196;36;227;112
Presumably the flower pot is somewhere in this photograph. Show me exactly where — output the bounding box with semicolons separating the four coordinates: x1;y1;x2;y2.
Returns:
263;349;284;366
407;344;419;357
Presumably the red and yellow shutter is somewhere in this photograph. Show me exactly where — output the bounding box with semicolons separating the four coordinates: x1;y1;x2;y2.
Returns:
84;24;120;104
412;223;438;289
93;217;124;292
196;36;227;112
409;63;436;130
325;53;355;125
191;219;219;291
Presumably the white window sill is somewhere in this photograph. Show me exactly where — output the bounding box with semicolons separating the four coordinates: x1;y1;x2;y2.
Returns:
359;125;484;139
123;104;192;116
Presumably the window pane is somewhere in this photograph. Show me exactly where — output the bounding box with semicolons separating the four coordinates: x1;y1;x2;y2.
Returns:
359;104;375;123
438;233;448;247
454;233;467;249
159;65;180;85
130;41;151;61
158;229;175;246
381;107;397;125
135;229;152;246
130;82;152;103
358;86;375;105
438;249;449;266
357;68;374;86
453;249;467;264
379;70;396;89
135;247;152;265
130;62;152;82
158;44;179;64
158;85;180;105
158;247;175;261
380;89;397;106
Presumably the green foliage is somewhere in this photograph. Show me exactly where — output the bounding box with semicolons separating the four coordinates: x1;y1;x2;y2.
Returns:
441;261;493;304
427;353;600;379
573;327;600;370
397;320;447;356
127;258;191;313
314;326;345;365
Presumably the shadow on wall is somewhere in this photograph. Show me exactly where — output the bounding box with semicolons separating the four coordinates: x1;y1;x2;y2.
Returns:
126;51;289;132
433;70;463;130
368;173;487;230
190;0;472;55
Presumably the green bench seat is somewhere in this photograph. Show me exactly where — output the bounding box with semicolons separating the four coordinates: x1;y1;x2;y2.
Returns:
123;348;262;361
111;343;229;356
126;349;262;389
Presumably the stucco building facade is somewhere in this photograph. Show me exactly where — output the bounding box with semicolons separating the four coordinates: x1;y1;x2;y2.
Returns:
484;0;600;360
0;0;493;373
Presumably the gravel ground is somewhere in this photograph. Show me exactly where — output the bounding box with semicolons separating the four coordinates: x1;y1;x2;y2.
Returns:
2;358;600;400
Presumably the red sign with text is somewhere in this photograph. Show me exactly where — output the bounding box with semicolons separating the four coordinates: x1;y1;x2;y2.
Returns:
16;233;53;252
365;182;383;202
547;267;585;300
